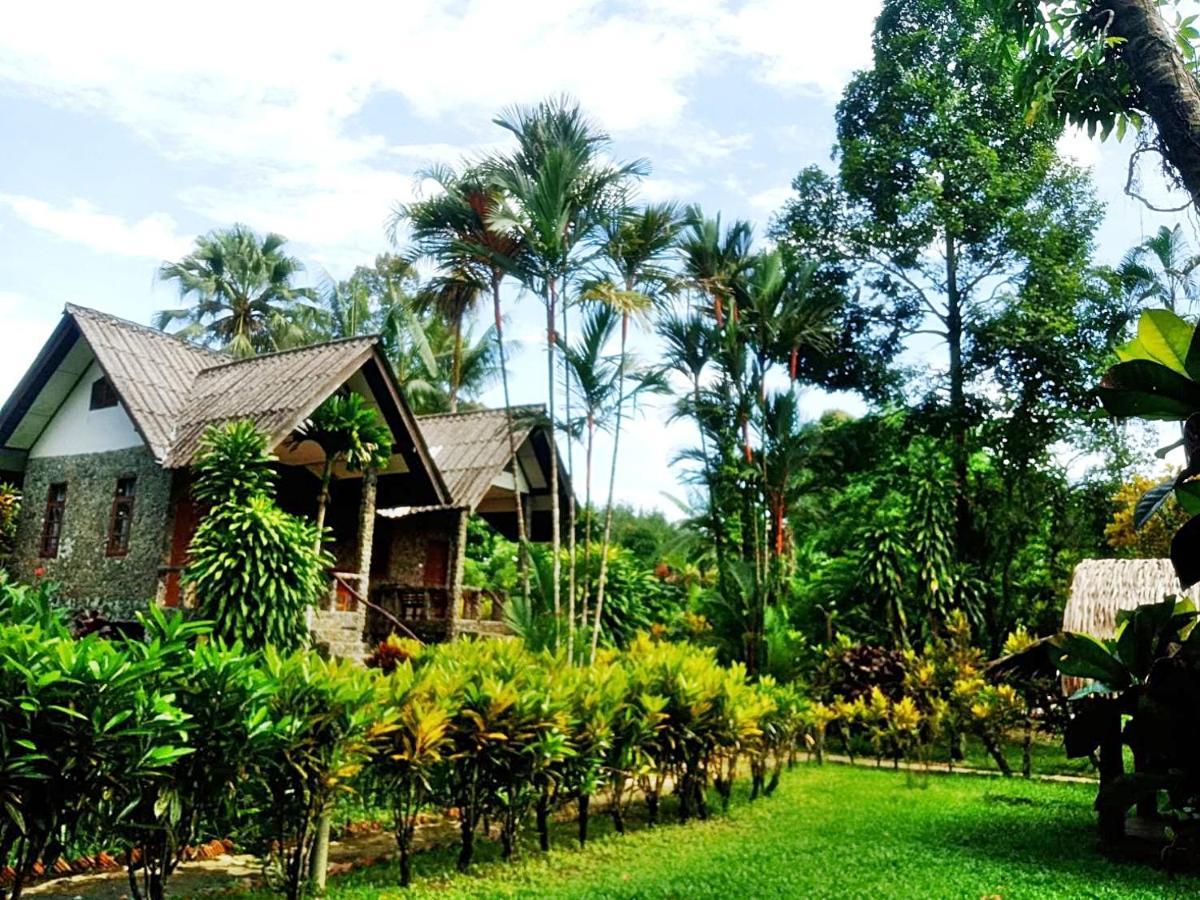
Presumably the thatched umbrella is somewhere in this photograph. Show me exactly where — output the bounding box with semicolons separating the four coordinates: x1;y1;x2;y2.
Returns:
1063;559;1198;636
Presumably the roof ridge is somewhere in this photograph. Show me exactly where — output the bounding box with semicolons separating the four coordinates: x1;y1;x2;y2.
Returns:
64;303;227;359
196;334;380;374
418;403;545;421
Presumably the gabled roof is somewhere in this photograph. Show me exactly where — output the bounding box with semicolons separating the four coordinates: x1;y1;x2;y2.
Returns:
417;405;542;510
0;305;449;505
163;337;377;467
68;304;227;459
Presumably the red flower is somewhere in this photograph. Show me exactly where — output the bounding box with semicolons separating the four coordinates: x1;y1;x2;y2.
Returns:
33;566;45;578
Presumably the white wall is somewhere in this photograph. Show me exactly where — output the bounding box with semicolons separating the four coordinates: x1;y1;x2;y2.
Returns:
29;360;144;458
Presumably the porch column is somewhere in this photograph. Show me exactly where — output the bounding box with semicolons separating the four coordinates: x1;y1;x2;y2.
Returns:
354;470;378;639
447;508;469;640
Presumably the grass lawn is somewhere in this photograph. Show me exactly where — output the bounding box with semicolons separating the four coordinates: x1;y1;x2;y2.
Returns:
921;731;1098;778
281;764;1197;899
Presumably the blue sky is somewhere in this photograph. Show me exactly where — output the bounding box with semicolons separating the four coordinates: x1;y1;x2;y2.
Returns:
0;1;1192;512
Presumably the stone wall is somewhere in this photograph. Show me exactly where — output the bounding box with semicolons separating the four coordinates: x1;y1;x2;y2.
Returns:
13;446;172;619
373;511;460;586
311;607;368;661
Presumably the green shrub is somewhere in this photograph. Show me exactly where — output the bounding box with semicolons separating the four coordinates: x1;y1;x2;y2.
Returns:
0;616;189;899
257;649;388;900
362;661;450;887
184;422;331;652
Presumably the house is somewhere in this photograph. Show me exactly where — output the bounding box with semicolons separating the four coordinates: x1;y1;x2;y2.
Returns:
0;304;569;657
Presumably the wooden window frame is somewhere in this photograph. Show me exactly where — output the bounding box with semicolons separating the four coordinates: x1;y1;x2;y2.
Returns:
40;482;67;558
89;377;119;411
106;475;137;558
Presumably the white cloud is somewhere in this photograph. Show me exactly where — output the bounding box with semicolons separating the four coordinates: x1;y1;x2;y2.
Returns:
0;291;59;398
0;194;191;260
0;0;877;267
747;185;794;213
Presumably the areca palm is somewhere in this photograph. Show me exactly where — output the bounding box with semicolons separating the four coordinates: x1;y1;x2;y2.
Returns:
157;224;316;356
487;97;647;650
587;203;681;662
290;392;393;552
413;272;487;413
1123;224;1200;314
559;303;620;649
392;164;533;597
677;208;753;326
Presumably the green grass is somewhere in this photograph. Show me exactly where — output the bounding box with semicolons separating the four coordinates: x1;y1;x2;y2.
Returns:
921;732;1097;778
280;765;1198;899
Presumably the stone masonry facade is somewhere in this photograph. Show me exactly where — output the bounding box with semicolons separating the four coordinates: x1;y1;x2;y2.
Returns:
13;446;172;619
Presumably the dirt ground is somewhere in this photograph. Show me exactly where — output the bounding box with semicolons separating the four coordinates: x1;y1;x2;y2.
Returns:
24;820;460;899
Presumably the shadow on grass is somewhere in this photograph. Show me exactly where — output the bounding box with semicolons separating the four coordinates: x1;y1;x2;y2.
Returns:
316;792;697;896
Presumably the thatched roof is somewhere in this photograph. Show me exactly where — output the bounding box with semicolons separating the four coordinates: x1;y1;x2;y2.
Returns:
1062;558;1198;638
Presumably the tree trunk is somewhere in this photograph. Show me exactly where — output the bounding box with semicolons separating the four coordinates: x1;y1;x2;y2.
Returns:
493;275;531;602
547;281;562;650
457;809;476;872
309;812;331;893
449;314;463;414
564;299;578;660
1102;0;1200;206
314;458;334;553
577;794;590;847
945;232;969;553
592;313;628;662
536;790;551;852
582;417;595;648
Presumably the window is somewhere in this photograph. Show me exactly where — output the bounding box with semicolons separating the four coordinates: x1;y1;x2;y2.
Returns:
89;377;119;410
106;476;137;557
40;482;67;558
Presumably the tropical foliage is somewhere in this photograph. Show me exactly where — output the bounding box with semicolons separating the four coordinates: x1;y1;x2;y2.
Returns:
184;422;331;652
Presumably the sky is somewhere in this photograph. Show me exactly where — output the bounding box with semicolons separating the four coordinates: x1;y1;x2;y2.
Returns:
0;0;1194;514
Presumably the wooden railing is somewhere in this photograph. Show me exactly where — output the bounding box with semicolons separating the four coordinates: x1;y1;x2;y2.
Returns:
330;572;423;644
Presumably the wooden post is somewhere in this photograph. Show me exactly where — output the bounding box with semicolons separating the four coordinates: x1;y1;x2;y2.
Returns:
1097;701;1126;844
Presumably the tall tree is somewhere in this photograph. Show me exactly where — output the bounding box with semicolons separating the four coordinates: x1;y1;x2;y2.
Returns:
157;224;316;356
587;203;681;661
775;0;1079;612
488;97;647;649
392;164;534;597
558;303;619;645
991;0;1200;208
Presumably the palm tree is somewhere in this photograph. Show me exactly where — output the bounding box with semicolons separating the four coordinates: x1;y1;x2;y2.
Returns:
413;272;487;413
157;224;316;356
558;303;619;648
677;207;753;326
392;164;534;599
488;97;647;650
1123;224;1200;314
289;392;393;552
587;203;681;662
392;316;501;414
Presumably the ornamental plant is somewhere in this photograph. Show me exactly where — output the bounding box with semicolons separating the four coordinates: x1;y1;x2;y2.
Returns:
363;661;450;888
256;650;391;900
184;421;332;652
112;615;274;900
0;617;190;900
1094;309;1200;585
